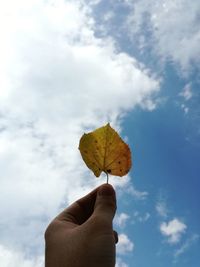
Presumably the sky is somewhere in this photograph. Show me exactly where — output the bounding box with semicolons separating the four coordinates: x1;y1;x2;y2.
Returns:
0;0;200;266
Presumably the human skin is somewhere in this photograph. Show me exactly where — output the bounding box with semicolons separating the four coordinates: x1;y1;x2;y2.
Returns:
45;183;117;267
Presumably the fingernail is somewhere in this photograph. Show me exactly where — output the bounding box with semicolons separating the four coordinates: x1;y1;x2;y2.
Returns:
98;184;115;196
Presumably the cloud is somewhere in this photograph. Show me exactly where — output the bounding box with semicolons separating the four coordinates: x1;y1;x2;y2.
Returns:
132;211;150;223
0;0;160;265
180;104;189;114
178;83;193;114
0;244;43;267
174;234;200;259
160;218;187;244
126;185;148;200
117;234;134;254
179;83;193;101
156;201;168;218
124;0;200;73
116;257;128;267
138;212;150;222
114;213;130;228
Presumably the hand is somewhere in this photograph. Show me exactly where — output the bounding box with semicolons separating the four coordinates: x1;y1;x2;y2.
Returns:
45;183;117;267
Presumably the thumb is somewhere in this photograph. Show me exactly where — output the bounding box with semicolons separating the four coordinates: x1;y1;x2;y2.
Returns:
92;184;116;224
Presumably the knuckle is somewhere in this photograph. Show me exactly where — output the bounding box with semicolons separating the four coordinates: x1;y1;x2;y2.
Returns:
44;224;52;241
44;220;56;242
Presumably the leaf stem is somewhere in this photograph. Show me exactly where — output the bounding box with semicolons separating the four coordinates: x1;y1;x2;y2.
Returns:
106;172;109;184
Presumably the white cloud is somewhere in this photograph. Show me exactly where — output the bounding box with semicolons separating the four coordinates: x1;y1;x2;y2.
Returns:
117;234;134;254
139;212;150;222
179;83;193;101
116;257;128;267
174;234;200;259
126;185;148;200
156;201;168;218
0;244;43;267
160;218;187;244
0;0;160;265
181;104;189;114
114;213;130;228
125;0;200;73
133;211;150;223
178;83;193;114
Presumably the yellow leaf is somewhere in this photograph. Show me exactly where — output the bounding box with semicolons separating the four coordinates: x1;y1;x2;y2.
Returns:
79;123;132;178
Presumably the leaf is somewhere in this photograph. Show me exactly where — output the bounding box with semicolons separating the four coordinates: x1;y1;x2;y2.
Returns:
79;123;132;178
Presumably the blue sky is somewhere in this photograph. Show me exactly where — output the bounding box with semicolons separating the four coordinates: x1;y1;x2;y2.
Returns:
0;0;200;266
